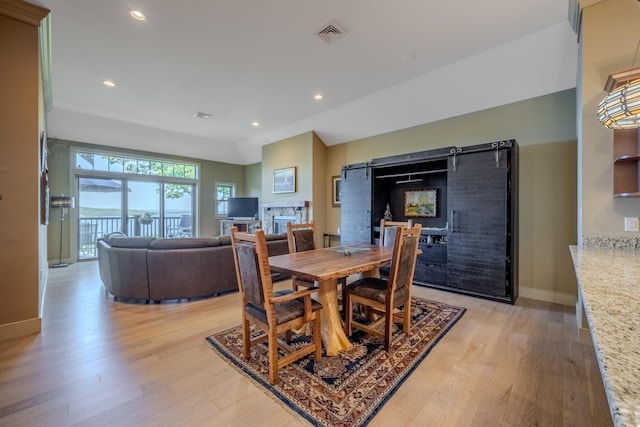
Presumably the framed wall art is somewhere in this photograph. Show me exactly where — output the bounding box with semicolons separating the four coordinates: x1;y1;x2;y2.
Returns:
40;131;50;225
332;176;341;207
273;167;296;193
404;188;437;217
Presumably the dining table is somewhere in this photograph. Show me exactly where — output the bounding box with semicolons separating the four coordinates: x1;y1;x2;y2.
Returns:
269;244;394;356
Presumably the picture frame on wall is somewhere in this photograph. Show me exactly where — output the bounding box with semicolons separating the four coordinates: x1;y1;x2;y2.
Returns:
40;131;49;225
273;167;296;193
332;176;341;207
404;188;437;217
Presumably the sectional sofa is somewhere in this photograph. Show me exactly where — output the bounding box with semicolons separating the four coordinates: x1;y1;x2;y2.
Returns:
97;232;290;302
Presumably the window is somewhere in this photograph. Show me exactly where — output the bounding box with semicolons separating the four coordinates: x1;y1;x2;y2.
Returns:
73;147;199;259
216;183;235;217
75;151;198;179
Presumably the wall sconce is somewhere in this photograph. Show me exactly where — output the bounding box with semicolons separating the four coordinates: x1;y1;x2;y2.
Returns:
50;195;75;268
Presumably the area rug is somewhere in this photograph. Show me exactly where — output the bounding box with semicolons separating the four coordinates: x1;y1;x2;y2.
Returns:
205;297;465;427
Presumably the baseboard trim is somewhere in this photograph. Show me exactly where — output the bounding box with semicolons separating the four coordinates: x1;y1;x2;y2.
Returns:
0;317;41;341
579;327;593;346
518;286;576;307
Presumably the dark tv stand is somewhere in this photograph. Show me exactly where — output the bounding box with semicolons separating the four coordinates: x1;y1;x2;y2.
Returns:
219;219;261;235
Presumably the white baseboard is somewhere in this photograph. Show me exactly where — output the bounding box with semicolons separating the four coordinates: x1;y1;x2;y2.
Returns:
518;286;576;307
0;317;41;341
579;327;593;346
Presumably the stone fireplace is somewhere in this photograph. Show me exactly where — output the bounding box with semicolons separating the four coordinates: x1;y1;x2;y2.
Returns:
262;201;309;234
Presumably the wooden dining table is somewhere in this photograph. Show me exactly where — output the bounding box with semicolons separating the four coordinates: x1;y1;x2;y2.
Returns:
269;244;394;356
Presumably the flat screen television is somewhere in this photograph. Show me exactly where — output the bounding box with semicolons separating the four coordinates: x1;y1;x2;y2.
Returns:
228;197;259;219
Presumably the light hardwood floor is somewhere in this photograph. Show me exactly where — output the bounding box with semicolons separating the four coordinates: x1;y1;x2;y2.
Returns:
0;262;612;427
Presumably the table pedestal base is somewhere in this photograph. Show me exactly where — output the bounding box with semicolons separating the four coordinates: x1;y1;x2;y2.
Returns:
317;278;353;356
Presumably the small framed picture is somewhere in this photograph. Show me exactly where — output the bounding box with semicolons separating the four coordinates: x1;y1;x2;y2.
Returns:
273;167;296;193
404;188;437;217
332;176;341;207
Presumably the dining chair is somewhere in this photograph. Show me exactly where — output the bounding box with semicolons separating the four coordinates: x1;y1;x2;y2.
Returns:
287;221;349;314
344;223;422;351
378;218;413;278
230;227;322;384
379;218;414;247
286;220;318;291
286;220;348;290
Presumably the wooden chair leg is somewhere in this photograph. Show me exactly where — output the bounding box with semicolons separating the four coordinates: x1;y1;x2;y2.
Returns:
403;298;411;333
384;314;393;351
344;292;353;336
242;318;251;359
268;330;278;384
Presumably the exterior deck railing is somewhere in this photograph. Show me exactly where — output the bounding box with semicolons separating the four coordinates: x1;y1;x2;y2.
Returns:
79;215;189;259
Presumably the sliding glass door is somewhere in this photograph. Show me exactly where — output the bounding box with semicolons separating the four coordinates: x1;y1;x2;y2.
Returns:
78;177;123;259
127;181;161;237
77;178;195;259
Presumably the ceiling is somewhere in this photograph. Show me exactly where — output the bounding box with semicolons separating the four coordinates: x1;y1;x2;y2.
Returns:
33;0;578;165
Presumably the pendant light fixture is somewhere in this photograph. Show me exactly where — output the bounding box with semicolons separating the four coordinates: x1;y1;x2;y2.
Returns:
597;40;640;129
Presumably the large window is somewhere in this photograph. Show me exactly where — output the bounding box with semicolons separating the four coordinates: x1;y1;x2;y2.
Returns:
74;148;199;259
216;183;236;217
75;151;198;179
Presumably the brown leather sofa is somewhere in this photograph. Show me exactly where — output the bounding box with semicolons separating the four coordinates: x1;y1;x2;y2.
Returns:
97;232;290;302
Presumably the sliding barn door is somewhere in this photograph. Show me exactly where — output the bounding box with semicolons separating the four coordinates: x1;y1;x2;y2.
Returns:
447;147;509;299
339;163;372;245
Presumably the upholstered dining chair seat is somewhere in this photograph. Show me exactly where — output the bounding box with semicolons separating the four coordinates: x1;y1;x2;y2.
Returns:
346;277;408;307
245;289;323;325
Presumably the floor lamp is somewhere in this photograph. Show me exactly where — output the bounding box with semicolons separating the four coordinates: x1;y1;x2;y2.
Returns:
51;196;75;268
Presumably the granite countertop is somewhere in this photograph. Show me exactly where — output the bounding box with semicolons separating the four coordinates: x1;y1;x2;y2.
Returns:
569;245;640;427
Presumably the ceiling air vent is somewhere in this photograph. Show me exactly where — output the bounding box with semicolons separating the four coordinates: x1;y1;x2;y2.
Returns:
193;111;212;119
316;20;347;44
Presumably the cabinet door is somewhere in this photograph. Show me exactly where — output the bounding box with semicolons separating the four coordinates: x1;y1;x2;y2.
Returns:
447;149;508;298
340;164;372;245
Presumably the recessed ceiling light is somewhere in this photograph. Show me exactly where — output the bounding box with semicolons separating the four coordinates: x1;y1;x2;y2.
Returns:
193;112;212;119
314;94;323;100
130;10;146;21
252;122;260;127
103;80;115;87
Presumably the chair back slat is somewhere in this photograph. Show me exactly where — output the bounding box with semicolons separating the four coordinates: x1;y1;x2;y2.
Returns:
287;220;317;253
379;219;413;247
387;224;422;298
292;229;315;251
231;227;274;309
236;242;265;306
394;232;419;293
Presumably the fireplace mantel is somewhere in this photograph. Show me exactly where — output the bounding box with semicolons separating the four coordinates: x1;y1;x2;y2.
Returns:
262;201;309;209
261;201;309;234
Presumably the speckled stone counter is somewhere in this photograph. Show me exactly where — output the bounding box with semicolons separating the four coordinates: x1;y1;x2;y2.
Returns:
570;243;640;427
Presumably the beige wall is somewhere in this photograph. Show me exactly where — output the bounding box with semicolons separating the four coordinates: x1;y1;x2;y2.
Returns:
262;132;314;207
312;132;328;237
325;89;578;305
245;163;262;198
580;0;640;237
0;0;49;340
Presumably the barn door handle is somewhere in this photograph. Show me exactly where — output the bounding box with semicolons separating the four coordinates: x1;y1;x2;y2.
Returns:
450;210;456;232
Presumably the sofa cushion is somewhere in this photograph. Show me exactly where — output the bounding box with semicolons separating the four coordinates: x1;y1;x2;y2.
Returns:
108;236;155;248
218;235;232;246
104;232;127;242
150;237;221;249
265;232;287;241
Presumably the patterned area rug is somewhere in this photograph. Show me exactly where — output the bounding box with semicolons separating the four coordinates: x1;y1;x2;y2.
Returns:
205;297;465;427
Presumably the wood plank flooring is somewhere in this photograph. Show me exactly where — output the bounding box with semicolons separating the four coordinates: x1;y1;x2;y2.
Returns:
0;262;612;426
